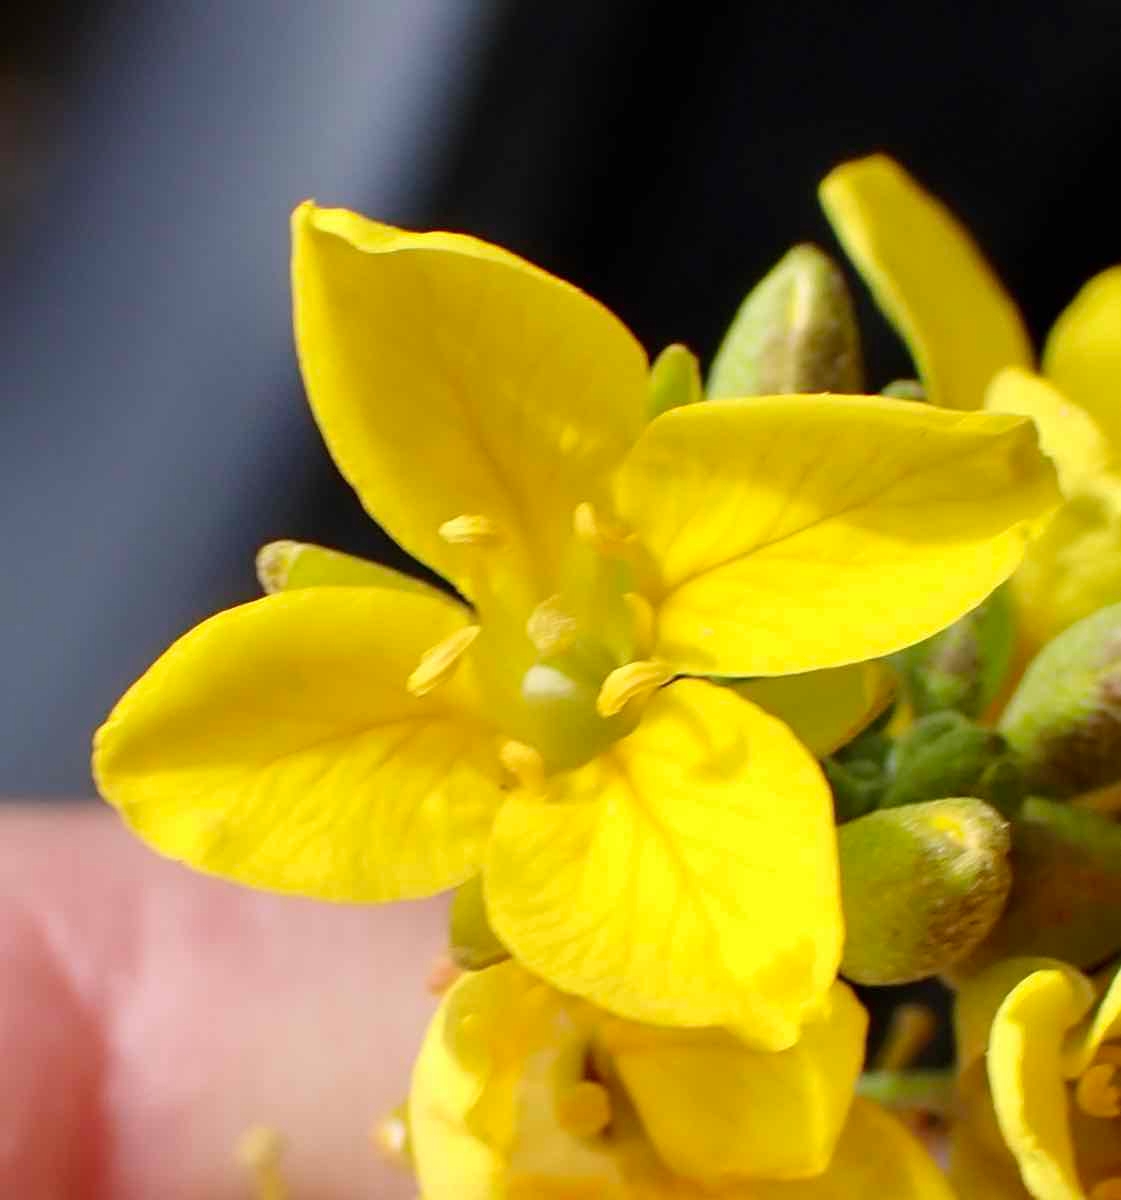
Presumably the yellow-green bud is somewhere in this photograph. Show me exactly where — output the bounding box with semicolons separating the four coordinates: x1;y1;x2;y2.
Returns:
894;588;1016;719
880;379;926;402
883;711;1023;815
951;796;1121;978
1000;601;1121;797
706;244;863;398
647;343;702;419
448;874;509;971
839;798;1011;985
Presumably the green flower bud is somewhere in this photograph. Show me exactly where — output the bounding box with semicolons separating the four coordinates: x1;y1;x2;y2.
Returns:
880;379;927;402
449;874;509;971
999;601;1121;797
706;244;864;398
839;798;1011;985
647;343;702;419
882;711;1023;815
893;588;1016;719
825;756;884;823
951;796;1121;978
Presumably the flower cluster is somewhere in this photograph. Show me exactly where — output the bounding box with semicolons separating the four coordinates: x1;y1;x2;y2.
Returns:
93;155;1121;1197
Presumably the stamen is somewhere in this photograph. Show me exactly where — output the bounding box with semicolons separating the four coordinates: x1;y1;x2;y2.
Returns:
596;660;673;717
1077;1062;1121;1119
236;1126;288;1200
623;592;655;657
499;740;546;792
371;1102;413;1170
573;502;634;556
1090;1180;1121;1200
527;595;578;656
555;1080;612;1138
406;625;481;697
255;540;299;594
873;1003;936;1072
438;514;503;545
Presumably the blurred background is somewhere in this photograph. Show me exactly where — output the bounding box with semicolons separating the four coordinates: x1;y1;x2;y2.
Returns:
2;0;1121;796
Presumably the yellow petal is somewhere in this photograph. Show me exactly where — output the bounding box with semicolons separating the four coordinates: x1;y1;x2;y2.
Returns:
617;395;1060;676
94;588;504;900
986;367;1111;496
955;957;1082;1070
1044;267;1121;456
291;204;648;612
988;968;1096;1200
729;1099;956;1199
727;661;894;758
484;680;841;1045
1011;473;1121;654
255;538;454;603
600;981;866;1183
951;1113;1034;1200
1066;961;1121;1079
819;154;1033;409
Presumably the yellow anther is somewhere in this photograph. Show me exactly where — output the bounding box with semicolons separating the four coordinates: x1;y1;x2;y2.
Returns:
623;591;655;657
555;1081;612;1138
438;514;502;545
1090;1180;1121;1200
406;625;481;697
255;540;300;594
527;595;578;656
372;1102;413;1170
236;1126;288;1200
596;660;673;717
573;502;633;555
499;739;546;792
1077;1062;1121;1119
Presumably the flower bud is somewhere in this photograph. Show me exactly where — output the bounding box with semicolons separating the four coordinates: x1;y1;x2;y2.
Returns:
999;600;1121;797
647;343;702;418
893;587;1016;719
448;874;509;971
880;379;926;402
839;798;1012;985
706;244;864;398
951;796;1121;977
882;711;1023;814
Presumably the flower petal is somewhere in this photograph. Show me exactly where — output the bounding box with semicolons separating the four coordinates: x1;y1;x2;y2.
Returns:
1044;267;1121;456
484;680;841;1045
94;588;504;900
256;538;453;602
819;154;1033;409
985;367;1111;497
616;396;1060;676
988;968;1095;1200
732;1099;956;1199
1064;960;1121;1078
600;981;866;1183
727;662;894;758
291;204;648;611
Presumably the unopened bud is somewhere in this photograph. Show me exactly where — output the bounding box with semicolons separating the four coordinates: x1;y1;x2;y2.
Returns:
449;874;509;971
883;711;1023;815
999;601;1121;797
894;588;1016;719
255;539;439;598
951;796;1121;978
839;798;1011;985
881;379;926;402
706;244;864;398
647;343;702;419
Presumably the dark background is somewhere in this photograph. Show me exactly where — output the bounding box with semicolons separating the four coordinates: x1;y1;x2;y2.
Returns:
2;0;1120;795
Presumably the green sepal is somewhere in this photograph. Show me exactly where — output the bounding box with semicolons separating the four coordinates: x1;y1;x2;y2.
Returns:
893;587;1016;719
647;343;702;419
706;244;864;398
449;874;510;971
1000;600;1121;798
882;711;1023;816
838;798;1011;986
950;796;1121;979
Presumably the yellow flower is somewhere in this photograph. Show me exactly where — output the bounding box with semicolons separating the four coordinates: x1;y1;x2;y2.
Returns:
410;959;954;1200
953;957;1121;1199
821;154;1121;654
94;204;1058;1041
